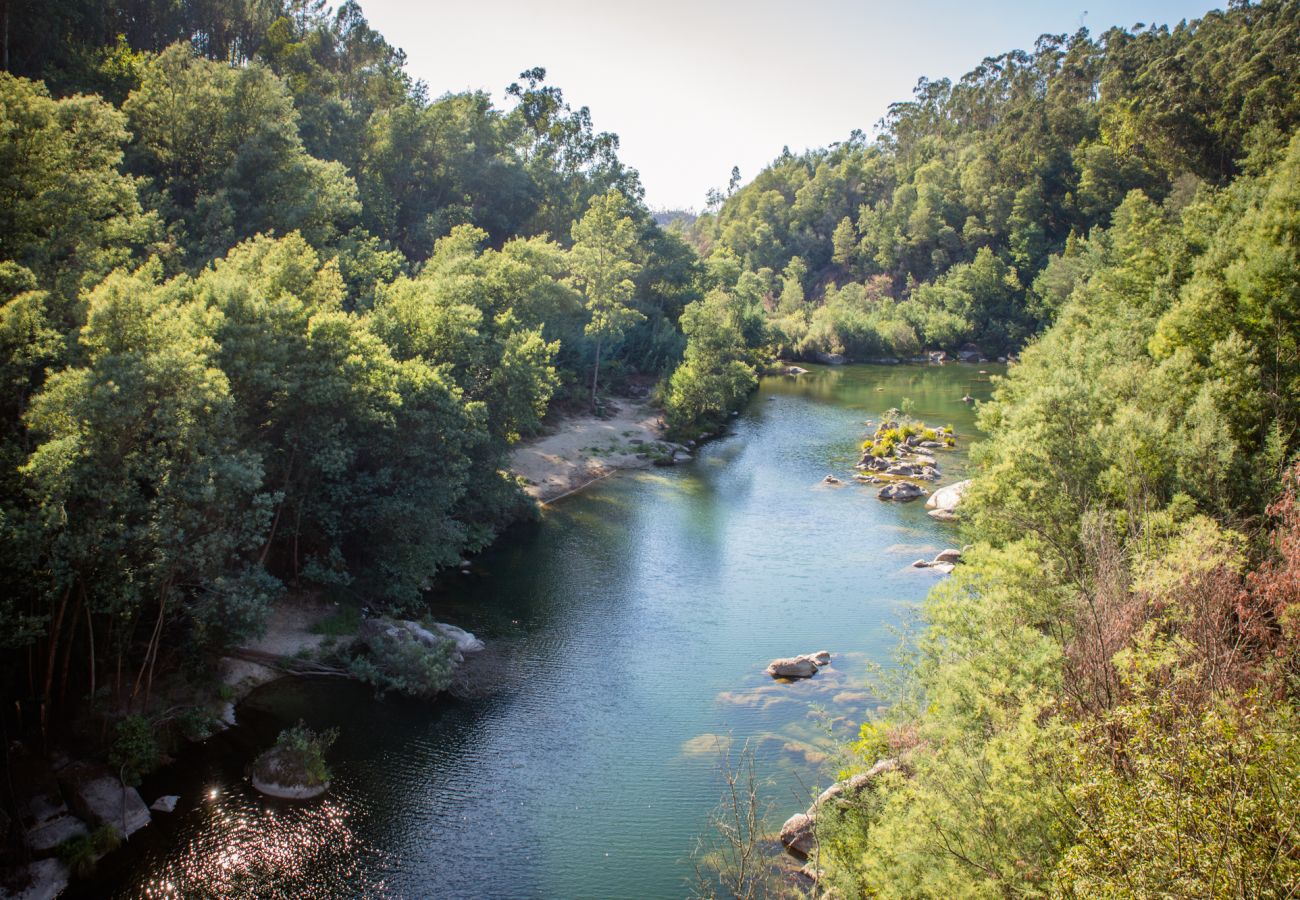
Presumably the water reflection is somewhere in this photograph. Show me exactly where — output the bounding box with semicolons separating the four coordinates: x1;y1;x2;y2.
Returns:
91;364;999;899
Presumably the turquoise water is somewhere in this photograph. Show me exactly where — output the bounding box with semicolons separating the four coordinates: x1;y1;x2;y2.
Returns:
85;363;998;899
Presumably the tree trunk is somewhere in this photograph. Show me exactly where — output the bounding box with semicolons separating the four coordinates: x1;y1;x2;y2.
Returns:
86;595;96;702
39;587;71;747
590;335;603;411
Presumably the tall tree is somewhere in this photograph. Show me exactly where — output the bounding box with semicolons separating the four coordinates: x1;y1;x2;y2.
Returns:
569;190;643;409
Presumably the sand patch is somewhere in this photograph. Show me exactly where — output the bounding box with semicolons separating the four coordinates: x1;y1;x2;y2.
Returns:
510;398;682;503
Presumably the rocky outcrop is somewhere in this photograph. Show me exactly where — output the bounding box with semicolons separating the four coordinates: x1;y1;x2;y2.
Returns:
926;479;970;520
149;795;179;813
878;481;927;501
780;758;903;860
251;768;329;800
61;764;150;839
812;758;901;810
766;657;818;679
4;858;70;900
814;351;846;366
779;812;817;858
766;651;831;679
362;618;485;665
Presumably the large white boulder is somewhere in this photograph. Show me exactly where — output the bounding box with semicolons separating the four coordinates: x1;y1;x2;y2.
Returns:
925;479;971;514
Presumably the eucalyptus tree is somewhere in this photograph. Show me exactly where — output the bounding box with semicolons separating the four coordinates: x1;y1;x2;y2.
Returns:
569;190;643;409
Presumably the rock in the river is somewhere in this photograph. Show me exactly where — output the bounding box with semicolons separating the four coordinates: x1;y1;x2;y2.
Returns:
931;562;956;575
785;365;808;375
912;559;930;568
766;656;819;679
809;651;831;667
430;622;485;655
779;812;817;858
957;343;985;363
925;479;970;518
822;474;842;485
61;764;150;838
878;481;927;501
934;548;962;564
150;795;179;814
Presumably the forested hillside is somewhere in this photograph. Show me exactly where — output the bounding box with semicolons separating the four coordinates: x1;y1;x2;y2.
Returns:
4;0;1300;895
0;0;703;760
682;0;1300;365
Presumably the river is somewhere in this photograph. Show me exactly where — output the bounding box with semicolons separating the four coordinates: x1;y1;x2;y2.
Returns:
81;363;999;899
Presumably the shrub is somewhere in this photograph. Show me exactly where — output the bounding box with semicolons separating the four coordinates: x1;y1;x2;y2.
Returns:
255;722;338;787
108;715;161;786
58;825;122;877
346;627;454;699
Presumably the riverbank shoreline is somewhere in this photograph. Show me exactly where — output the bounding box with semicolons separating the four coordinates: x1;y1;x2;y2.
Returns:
510;396;686;503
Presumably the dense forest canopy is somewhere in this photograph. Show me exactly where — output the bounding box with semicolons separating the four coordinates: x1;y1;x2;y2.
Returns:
3;0;1300;896
684;0;1300;363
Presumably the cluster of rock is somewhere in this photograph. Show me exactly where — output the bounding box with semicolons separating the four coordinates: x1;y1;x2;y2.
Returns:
765;651;831;679
851;421;956;504
7;750;167;898
779;758;903;859
359;617;485;666
913;547;963;575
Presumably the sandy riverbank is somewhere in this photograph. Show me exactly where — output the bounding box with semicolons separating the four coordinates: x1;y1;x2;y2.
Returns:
510;397;684;503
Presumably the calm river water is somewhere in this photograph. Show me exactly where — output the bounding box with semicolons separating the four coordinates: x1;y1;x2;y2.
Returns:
82;363;999;899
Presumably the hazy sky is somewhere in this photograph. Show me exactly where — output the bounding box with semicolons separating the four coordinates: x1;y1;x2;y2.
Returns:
361;0;1221;211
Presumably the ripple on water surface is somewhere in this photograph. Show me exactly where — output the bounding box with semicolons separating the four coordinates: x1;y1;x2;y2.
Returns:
88;364;997;899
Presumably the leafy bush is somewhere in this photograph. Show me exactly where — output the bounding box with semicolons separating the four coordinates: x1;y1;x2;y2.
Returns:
57;824;121;877
345;626;454;700
255;722;338;787
107;715;161;786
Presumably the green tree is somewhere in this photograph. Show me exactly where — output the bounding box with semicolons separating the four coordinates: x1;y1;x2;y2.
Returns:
569;190;644;409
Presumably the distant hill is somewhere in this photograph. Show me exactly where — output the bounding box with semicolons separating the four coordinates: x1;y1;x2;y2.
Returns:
651;208;698;228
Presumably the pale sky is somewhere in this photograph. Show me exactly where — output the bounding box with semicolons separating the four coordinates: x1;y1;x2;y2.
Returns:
360;0;1222;211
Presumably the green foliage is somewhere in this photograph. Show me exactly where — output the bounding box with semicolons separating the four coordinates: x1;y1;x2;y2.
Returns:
260;721;338;787
346;630;454;700
689;2;1300;358
663;289;759;436
1056;697;1300;897
57;824;122;878
570;190;645;407
0;73;156;303
311;605;363;638
108;715;162;786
